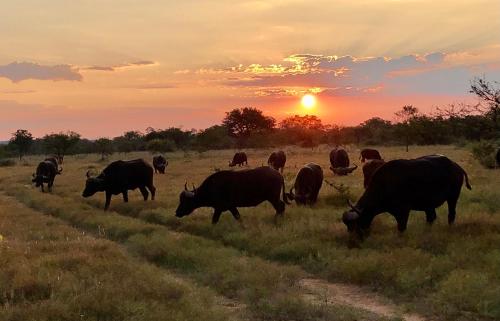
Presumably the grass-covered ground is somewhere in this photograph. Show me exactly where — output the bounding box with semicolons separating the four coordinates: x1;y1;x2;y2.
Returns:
1;145;499;320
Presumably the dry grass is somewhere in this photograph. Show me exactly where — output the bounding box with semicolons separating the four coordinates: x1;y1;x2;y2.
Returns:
1;144;499;320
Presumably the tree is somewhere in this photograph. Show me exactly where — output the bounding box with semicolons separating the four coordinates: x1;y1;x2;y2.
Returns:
279;115;325;147
395;105;419;152
43;131;81;162
470;76;500;133
222;107;275;146
9;129;33;160
114;131;144;153
94;138;114;160
195;125;233;150
146;139;176;154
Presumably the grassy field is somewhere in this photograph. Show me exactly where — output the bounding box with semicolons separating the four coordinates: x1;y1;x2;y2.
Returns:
1;145;500;321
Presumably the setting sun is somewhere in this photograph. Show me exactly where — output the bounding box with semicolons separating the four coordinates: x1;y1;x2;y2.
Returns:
301;94;317;110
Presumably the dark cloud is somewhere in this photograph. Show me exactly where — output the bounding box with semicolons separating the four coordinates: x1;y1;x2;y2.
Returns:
0;62;82;82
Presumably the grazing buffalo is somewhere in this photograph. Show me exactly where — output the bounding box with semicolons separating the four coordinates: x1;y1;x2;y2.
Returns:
229;152;248;167
330;148;356;175
175;166;289;224
286;163;323;205
32;160;61;192
153;155;168;174
342;155;471;237
362;159;385;188
44;157;63;173
82;159;156;210
330;148;350;168
268;150;286;173
360;149;382;162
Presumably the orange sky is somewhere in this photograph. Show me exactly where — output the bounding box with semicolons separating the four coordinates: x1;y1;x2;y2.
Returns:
1;0;499;139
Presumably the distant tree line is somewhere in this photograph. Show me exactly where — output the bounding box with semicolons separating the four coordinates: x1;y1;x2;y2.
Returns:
1;76;499;161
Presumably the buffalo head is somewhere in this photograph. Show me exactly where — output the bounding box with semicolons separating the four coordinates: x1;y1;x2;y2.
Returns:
286;186;310;205
82;171;106;198
175;183;198;217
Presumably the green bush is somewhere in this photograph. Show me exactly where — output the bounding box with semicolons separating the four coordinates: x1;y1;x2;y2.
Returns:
471;141;497;169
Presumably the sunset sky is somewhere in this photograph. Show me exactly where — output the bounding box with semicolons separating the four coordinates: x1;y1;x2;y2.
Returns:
1;0;499;139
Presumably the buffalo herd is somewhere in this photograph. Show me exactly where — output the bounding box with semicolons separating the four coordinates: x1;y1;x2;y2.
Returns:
31;147;473;240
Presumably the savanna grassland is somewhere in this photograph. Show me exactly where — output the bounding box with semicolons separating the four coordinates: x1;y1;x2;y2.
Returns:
1;145;500;321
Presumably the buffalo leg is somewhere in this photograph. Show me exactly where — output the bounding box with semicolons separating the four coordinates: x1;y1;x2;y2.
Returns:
271;199;285;216
40;184;45;193
139;187;149;200
148;184;156;201
212;209;222;224
394;210;410;232
230;208;241;221
48;180;53;192
104;191;112;211
122;191;129;202
425;208;437;224
447;196;459;225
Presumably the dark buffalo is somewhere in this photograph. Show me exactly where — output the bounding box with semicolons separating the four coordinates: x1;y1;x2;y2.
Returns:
343;155;471;237
362;159;385;188
153;155;168;174
286;163;323;205
360;149;382;162
330;148;356;175
32;160;60;192
45;157;63;173
330;148;350;168
82;159;156;210
175;166;289;224
229;152;248;167
268;150;286;173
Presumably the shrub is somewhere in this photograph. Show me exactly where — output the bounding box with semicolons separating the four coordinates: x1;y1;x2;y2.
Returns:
471;141;497;169
0;159;15;167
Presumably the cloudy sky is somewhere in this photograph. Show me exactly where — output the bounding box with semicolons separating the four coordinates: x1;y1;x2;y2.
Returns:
1;0;499;139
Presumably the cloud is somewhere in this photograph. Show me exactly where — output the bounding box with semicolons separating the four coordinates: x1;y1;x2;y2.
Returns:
83;60;156;72
0;62;82;82
214;49;500;97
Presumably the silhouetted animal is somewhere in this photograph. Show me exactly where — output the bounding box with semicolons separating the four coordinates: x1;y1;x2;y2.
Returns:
82;159;156;210
342;155;471;238
175;166;289;224
286;163;323;205
229;152;248;167
32;160;60;192
268;150;286;173
44;157;63;173
362;159;385;188
360;149;382;162
153;155;168;174
330;148;355;175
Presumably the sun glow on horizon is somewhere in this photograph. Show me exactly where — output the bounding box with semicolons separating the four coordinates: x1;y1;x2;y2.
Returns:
301;94;317;110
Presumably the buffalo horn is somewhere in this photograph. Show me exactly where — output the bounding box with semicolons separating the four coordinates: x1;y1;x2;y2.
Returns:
347;199;362;214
